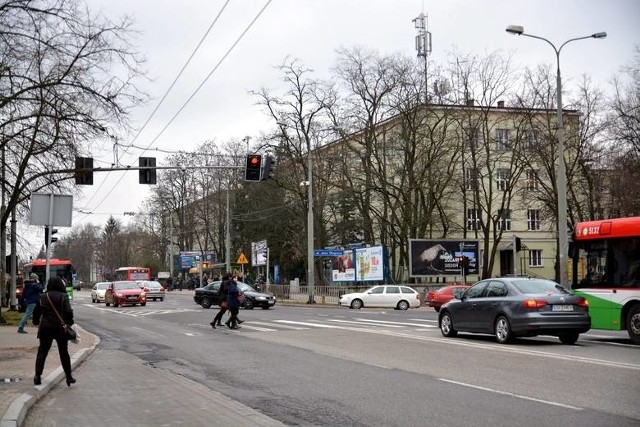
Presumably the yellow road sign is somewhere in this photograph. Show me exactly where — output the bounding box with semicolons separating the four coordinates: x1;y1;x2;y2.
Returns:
236;252;249;264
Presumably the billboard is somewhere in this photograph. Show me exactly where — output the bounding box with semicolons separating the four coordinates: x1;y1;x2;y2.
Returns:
179;251;216;269
328;246;385;283
409;239;479;277
355;246;384;281
330;250;356;282
251;240;267;267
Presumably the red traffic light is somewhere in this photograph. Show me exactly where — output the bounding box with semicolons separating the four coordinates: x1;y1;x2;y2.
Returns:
249;155;261;166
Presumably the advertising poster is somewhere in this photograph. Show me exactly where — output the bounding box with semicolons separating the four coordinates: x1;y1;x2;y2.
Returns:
355;246;384;281
331;250;356;282
251;240;267;267
179;251;216;269
408;239;479;277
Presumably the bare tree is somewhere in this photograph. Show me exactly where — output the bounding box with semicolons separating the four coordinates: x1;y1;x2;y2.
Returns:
0;0;144;318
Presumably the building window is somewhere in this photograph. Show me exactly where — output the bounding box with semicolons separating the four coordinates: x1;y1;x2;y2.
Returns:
526;170;539;190
496;169;510;191
465;128;481;150
526;130;538;150
466;168;479;190
467;208;480;230
498;209;511;231
527;209;540;230
496;129;510;151
529;249;543;267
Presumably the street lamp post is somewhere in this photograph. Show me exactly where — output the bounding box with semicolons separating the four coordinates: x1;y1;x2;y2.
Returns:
506;25;606;287
305;149;315;303
278;121;315;303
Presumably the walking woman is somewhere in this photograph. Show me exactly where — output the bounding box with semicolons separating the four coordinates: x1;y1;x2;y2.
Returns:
32;276;76;386
225;276;242;329
210;273;231;328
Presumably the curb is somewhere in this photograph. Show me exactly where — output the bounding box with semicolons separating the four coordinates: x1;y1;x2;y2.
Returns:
0;327;100;427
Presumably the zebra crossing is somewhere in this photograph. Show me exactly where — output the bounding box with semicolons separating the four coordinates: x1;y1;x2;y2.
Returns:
235;317;439;333
83;302;440;335
84;303;200;317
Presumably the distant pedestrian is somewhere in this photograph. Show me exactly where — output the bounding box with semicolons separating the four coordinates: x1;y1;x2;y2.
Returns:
225;275;244;329
32;276;76;387
17;273;44;334
210;273;231;329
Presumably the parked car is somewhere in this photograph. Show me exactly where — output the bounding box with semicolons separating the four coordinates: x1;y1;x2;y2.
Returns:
438;277;591;344
105;281;147;307
425;285;470;312
136;280;166;301
91;282;111;303
339;285;421;310
194;280;276;309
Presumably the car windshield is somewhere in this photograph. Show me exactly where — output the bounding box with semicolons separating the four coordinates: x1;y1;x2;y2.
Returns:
97;283;109;290
145;281;161;288
512;279;570;295
238;283;256;292
115;282;139;290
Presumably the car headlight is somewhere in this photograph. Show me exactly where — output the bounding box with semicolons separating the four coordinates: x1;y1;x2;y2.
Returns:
115;293;123;297
255;296;266;300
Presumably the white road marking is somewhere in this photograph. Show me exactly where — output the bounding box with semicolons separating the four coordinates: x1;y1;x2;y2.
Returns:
329;319;404;328
352;318;437;328
438;378;583;410
250;321;310;330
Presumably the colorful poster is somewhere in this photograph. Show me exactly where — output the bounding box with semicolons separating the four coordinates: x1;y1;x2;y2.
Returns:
355;246;384;281
408;239;479;277
331;250;356;282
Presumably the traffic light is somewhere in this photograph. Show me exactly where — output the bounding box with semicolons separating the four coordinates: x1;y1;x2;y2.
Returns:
44;226;58;248
515;236;522;252
139;157;157;184
261;155;275;180
75;157;93;185
245;154;262;181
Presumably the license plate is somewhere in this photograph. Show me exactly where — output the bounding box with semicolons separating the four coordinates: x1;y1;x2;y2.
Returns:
128;296;138;300
552;304;574;312
269;300;275;305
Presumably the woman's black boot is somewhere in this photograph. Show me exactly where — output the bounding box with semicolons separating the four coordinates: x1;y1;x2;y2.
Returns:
66;376;76;386
34;375;41;385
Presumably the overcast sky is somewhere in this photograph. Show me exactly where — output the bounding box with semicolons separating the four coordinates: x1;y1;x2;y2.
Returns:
34;0;638;255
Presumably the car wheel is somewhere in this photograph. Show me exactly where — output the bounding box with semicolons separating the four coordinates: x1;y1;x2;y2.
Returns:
439;312;457;337
113;300;119;308
350;299;363;309
397;300;410;310
244;299;255;310
495;316;513;344
627;305;640;345
105;302;110;307
160;297;164;302
559;333;579;345
201;297;212;309
141;302;146;307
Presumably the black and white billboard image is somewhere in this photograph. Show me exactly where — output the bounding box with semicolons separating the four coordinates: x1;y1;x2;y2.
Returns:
408;239;479;277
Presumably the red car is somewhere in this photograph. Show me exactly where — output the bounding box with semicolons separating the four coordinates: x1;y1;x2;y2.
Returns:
105;281;147;307
425;285;470;312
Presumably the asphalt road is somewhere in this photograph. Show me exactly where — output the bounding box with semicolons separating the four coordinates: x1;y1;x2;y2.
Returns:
25;290;640;426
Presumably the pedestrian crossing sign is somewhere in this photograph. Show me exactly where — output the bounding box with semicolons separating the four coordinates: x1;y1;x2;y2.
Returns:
237;252;249;264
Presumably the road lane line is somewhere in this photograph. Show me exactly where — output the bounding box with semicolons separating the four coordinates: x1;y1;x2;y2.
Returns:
437;378;583;410
351;318;437;328
250;321;310;330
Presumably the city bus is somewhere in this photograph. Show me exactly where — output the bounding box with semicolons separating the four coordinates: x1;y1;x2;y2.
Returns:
571;217;640;344
23;258;75;288
115;266;151;281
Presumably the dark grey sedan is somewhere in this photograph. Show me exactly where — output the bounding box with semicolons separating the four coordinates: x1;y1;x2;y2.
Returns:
438;278;591;344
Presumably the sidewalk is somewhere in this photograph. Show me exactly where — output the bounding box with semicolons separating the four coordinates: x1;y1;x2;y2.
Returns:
0;300;286;427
